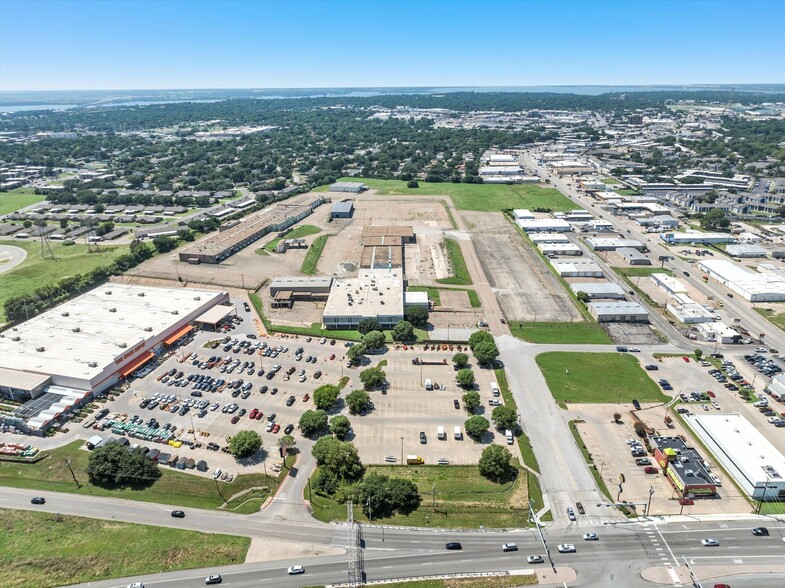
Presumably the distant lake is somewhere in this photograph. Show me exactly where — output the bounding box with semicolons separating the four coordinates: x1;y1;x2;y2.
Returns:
0;103;76;113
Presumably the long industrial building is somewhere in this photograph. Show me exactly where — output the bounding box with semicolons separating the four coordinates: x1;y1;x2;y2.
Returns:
698;259;785;302
686;413;785;501
178;194;324;264
322;268;404;330
0;284;229;432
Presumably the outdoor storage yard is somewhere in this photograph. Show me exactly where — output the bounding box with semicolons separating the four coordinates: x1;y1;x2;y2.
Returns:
461;211;582;322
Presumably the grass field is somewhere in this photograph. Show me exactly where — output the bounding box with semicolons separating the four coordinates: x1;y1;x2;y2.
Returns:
437;238;472;285
0;239;129;322
310;464;529;529
0;187;46;215
319;177;575;212
615;189;642;196
754;307;785;331
0;440;286;511
536;352;669;404
407;285;481;308
264;224;321;252
615;266;673;277
2;509;249;588
301;234;329;275
601;177;618;184
509;321;612;344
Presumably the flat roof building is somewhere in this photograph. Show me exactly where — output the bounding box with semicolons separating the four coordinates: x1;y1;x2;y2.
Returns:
725;244;767;258
696;321;741;343
686;413;785;501
518;219;572;233
330;201;354;218
529;233;571;244
617;247;651;265
585;237;645;251
569;282;626;299
322;268;404;330
651;435;718;498
538;242;582;256
698;259;785;302
660;231;735;245
666;293;715;324
329;181;366;193
651;273;689;295
551;259;603;277
588;301;649;323
512;209;535;221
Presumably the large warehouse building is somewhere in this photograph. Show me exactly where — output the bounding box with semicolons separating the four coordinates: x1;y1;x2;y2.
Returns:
588;301;649;323
686;413;785;502
0;284;229;431
698;259;785;302
322;268;404;330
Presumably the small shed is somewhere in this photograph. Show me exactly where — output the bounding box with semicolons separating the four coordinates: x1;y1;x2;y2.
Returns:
185;458;196;470
85;435;104;450
147;448;160;462
157;452;171;465
196;459;208;472
175;456;188;470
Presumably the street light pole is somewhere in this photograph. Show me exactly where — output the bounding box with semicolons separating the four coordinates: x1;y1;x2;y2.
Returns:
400;436;404;466
646;485;654;517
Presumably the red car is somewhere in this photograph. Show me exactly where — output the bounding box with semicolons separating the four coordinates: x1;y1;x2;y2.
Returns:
255;411;263;420
329;354;335;360
682;356;690;363
644;466;658;474
713;584;732;588
706;390;715;398
231;415;240;424
302;393;310;402
271;424;280;433
249;409;258;419
679;498;694;506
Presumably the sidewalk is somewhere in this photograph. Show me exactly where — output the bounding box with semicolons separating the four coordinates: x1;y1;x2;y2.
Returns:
642;564;785;585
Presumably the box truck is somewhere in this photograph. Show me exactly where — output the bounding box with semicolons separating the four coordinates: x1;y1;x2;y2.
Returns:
437;426;446;440
406;455;424;465
454;426;462;440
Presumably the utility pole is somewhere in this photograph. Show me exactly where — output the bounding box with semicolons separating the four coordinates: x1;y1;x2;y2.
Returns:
432;484;436;508
646;486;654;517
400;436;404;466
64;459;80;488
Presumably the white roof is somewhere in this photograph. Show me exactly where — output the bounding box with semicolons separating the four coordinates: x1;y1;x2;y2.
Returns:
725;244;767;257
0;284;225;383
551;260;602;274
650;272;688;293
404;291;429;305
586;237;644;249
323;268;403;320
687;413;785;495
517;219;571;231
538;243;580;251
529;233;570;243
588;301;648;315
512;209;534;219
699;259;785;297
569;282;625;296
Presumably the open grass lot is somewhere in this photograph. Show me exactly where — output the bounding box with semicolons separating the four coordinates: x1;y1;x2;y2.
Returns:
0;440;286;511
301;234;329;274
537;352;669;404
408;286;481;308
1;509;249;588
615;189;642;196
320;177;575;212
310;465;529;529
754;307;785;331
264;224;320;252
0;187;46;215
509;321;611;344
437;238;472;285
614;266;673;278
0;239;129;322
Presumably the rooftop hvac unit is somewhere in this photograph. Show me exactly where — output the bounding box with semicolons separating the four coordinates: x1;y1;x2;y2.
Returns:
36;346;45;352
72;327;81;333
172;310;179;315
144;327;153;332
106;291;112;295
11;336;21;341
138;292;145;297
88;361;98;367
62;312;69;317
109;308;117;313
194;296;201;300
118;342;127;348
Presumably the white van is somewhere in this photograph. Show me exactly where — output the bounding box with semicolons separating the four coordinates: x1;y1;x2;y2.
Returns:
490;382;500;397
454;426;462;440
437;426;446;440
425;379;433;390
505;429;514;445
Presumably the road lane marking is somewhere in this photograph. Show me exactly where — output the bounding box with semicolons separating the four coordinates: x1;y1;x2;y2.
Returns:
654;523;679;567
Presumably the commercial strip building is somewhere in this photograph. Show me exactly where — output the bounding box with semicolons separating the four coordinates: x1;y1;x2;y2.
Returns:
651;273;689;295
698;259;785;302
617;247;651;265
651;435;718;498
660;231;736;245
666;293;715;324
538;242;582;256
585;237;645;251
178;194;324;264
569;282;626;299
322;268;404;330
518;219;572;233
685;414;785;502
0;284;229;432
329;181;367;193
529;232;571;244
588;301;649;323
725;244;768;258
551;259;603;277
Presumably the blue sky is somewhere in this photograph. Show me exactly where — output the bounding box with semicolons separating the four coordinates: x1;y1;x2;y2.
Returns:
1;0;783;91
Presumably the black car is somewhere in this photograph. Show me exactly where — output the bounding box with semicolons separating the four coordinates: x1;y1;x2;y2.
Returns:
267;413;276;422
205;575;223;585
445;542;462;550
576;502;585;515
284;424;295;434
752;527;769;536
171;510;185;518
453;399;460;409
31;497;46;505
286;395;296;406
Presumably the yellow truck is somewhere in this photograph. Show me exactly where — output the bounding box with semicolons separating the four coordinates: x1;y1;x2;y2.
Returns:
406;455;424;465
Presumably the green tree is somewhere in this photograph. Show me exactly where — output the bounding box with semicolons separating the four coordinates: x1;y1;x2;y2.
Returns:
346;389;371;414
491;405;518;430
576;291;590;303
462;390;481;413
473;339;499;366
359;367;386;390
404;305;429;327
86;442;161;487
311;437;364;481
347;343;366;362
152;235;176;253
357;473;421;518
277;434;297;455
362;330;386;350
314;468;339;495
299;409;328;436
452;352;469;368
464;415;490;439
478;444;513;482
329;415;352;439
228;430;263;458
694;348;703;360
468;330;493;350
59;218;69;230
392;320;416;341
701;208;730;230
455;368;475;388
407;179;419;188
313;384;341;410
358;318;382;334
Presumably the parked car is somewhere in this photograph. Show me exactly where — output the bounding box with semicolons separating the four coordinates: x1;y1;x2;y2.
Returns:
31;497;46;505
445;542;462;550
644;466;659;474
171;510;185;518
205;574;223;585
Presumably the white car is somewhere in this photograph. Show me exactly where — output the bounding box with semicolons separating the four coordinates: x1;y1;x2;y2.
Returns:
527;554;544;564
127;584;144;588
701;538;720;547
582;532;599;541
502;543;518;552
287;565;305;575
557;544;576;553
